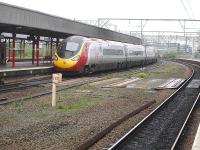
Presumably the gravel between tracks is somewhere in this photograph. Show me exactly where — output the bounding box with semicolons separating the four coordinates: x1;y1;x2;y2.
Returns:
176;100;200;150
0;61;192;150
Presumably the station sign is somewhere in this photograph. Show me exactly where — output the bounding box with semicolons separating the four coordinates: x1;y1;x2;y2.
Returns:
52;73;62;83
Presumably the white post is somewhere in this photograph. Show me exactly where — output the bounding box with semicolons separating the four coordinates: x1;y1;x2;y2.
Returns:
52;73;62;107
52;82;56;107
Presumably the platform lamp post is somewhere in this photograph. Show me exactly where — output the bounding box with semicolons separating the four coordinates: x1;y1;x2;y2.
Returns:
12;33;16;68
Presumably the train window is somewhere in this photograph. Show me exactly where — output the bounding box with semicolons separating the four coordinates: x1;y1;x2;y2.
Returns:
103;49;124;55
58;42;80;52
65;42;79;52
57;36;84;58
129;50;143;56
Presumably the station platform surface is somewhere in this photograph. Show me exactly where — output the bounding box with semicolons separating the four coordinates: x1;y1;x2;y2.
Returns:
0;62;53;78
192;123;200;150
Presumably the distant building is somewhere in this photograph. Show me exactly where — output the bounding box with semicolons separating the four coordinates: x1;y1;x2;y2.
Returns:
156;43;192;54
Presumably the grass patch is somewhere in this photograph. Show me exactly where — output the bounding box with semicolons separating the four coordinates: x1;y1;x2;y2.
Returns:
55;99;97;112
56;104;65;110
136;72;150;78
150;66;178;74
136;65;178;78
14;102;24;113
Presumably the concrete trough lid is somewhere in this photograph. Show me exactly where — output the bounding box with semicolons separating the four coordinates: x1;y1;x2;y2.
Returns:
102;78;140;88
155;78;185;90
127;79;164;89
89;78;123;87
187;80;200;89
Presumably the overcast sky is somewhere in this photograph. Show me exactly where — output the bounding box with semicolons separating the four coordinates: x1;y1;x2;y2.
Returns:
0;0;199;34
0;0;199;19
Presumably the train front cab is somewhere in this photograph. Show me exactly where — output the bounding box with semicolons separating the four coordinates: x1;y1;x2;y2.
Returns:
53;36;88;73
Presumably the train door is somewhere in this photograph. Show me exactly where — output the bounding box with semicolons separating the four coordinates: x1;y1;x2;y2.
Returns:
0;41;6;65
124;45;128;68
96;43;103;63
94;43;103;71
144;45;148;65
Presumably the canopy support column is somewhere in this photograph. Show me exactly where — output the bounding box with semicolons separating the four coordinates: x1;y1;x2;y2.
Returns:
12;33;16;68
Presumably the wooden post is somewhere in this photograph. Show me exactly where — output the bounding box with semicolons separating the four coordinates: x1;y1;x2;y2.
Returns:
52;73;62;107
52;82;56;107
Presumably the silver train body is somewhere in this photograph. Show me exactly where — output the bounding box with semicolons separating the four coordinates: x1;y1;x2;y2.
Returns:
85;38;158;72
53;36;158;73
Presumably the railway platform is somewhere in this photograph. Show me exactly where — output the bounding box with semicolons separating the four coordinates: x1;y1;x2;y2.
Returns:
0;61;53;78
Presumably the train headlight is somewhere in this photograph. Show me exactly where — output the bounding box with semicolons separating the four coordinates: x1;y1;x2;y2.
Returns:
52;55;58;61
71;55;80;61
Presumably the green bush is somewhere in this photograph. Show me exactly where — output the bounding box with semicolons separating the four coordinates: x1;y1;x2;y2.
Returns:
137;72;150;78
56;104;64;110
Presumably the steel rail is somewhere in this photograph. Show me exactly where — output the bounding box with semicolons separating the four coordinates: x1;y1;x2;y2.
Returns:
170;59;200;149
171;93;200;149
0;61;163;104
0;78;51;92
108;61;195;150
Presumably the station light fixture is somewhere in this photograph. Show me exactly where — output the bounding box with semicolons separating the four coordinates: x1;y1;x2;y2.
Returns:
0;35;4;39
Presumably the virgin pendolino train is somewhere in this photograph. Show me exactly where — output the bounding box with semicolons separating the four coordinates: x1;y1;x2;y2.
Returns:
53;36;158;73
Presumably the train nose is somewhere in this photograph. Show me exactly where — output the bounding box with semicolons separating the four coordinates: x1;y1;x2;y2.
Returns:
63;60;67;64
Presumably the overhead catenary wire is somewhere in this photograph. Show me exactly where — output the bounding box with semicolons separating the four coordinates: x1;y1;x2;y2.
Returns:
180;0;192;19
180;0;197;28
187;0;195;19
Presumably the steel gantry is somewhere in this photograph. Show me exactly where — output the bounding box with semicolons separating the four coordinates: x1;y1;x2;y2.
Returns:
78;18;200;53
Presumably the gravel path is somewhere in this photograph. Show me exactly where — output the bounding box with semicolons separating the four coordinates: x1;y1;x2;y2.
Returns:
0;61;192;150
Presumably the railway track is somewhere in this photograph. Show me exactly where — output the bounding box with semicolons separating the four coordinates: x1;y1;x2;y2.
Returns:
0;61;163;93
0;61;164;105
0;76;101;105
0;76;52;92
107;60;200;150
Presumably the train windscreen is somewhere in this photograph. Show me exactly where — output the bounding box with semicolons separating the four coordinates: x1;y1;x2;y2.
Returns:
57;36;84;58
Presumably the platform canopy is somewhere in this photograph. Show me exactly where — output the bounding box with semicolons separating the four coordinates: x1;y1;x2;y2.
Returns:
0;2;141;44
